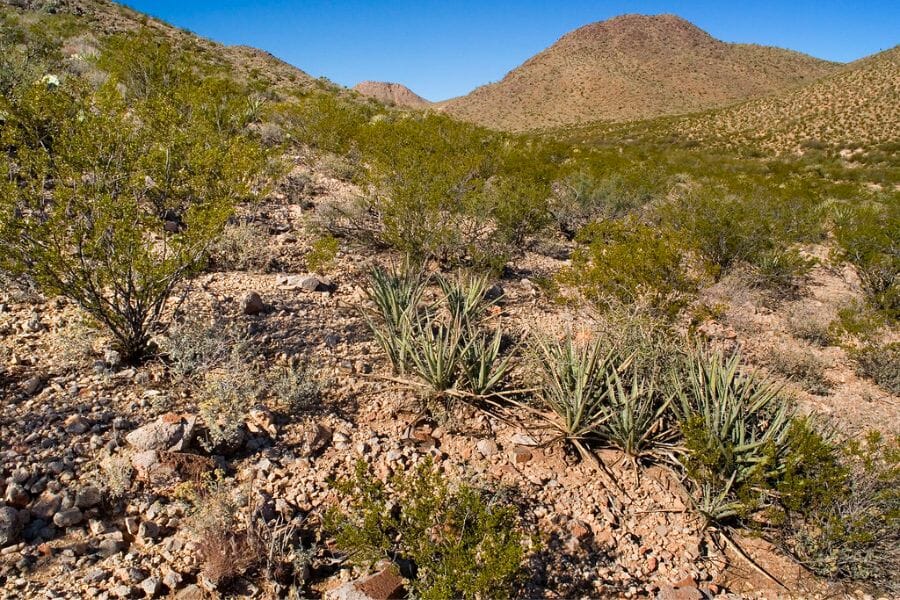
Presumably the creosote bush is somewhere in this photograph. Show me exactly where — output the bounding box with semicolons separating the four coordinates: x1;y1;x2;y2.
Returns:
558;216;693;314
776;431;900;592
0;32;272;361
326;459;527;600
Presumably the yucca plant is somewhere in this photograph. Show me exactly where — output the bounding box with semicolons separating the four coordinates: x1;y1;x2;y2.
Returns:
363;263;428;373
462;326;515;395
673;350;795;523
597;367;674;461
532;333;616;456
408;313;470;393
436;272;497;328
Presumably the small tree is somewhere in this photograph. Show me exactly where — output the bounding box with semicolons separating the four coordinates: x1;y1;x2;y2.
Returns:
1;53;269;360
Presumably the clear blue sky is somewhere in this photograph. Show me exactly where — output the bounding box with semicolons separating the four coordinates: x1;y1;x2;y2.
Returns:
123;1;899;102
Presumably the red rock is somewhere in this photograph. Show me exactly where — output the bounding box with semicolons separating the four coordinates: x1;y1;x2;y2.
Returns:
325;565;404;600
512;446;533;464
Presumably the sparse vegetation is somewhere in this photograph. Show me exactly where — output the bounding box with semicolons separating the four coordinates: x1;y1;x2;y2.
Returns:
851;341;900;395
327;459;528;600
1;2;898;598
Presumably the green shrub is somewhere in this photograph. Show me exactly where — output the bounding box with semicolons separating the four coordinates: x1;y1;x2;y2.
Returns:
326;459;527;600
851;341;900;395
832;199;899;318
0;36;271;361
558;217;692;313
660;186;821;280
327;113;556;269
778;431;900;592
305;234;339;273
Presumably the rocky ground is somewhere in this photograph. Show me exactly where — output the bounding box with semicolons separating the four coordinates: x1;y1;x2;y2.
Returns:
1;166;896;600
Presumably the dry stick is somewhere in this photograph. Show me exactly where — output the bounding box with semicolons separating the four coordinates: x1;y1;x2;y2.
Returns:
714;528;790;592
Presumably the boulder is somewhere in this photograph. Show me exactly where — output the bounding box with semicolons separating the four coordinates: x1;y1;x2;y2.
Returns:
0;506;22;547
125;413;196;452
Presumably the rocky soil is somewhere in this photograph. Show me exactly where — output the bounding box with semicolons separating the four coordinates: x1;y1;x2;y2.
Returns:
1;164;896;600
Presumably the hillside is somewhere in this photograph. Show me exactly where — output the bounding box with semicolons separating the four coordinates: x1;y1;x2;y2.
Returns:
440;14;839;131
353;81;431;108
666;45;900;151
1;0;323;94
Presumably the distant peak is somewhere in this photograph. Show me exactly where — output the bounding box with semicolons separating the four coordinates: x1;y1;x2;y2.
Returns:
353;81;431;108
563;13;711;43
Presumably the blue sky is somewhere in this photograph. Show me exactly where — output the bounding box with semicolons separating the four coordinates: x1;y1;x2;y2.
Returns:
123;1;898;101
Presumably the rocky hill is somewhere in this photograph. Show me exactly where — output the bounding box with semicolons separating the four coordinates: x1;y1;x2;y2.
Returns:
440;14;839;131
353;81;431;108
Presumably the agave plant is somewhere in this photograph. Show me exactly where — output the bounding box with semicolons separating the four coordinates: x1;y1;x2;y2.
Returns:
533;333;616;451
597;367;674;460
362;263;428;373
462;326;514;395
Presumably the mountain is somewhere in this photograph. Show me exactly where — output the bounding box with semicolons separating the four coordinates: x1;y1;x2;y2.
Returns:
353;81;431;108
440;14;839;131
665;45;900;151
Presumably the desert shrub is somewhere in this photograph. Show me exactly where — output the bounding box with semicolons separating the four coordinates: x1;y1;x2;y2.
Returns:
95;451;134;501
777;431;900;592
786;304;834;346
850;341;900;395
208;221;271;271
184;473;256;588
673;351;795;523
183;472;311;592
832;199;899;318
282;91;376;155
162;318;244;378
558;217;692;314
305;234;339;273
267;361;319;414
317;153;359;182
765;345;832;395
660;186;821;280
327;113;555;269
0;36;271;361
199;366;261;451
550;165;664;238
327;459;527;600
829;299;886;342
